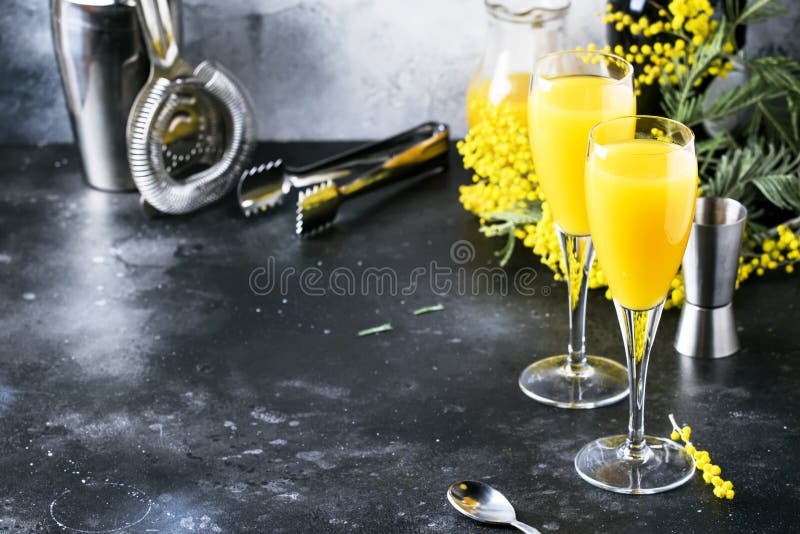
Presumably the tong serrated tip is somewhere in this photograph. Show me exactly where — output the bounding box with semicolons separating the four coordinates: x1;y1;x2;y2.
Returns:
237;159;287;216
296;180;339;237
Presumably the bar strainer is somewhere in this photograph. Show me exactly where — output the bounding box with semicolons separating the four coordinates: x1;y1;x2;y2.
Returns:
127;0;255;215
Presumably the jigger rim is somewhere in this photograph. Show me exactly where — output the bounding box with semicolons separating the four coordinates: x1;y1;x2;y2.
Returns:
693;196;747;228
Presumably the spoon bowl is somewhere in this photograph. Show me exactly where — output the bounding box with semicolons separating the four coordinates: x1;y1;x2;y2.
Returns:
446;480;541;534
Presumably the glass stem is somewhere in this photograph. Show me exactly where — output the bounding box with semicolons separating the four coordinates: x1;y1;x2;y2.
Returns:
556;226;594;372
614;300;664;459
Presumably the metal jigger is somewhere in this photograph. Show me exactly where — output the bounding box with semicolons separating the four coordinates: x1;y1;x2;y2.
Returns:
675;197;747;358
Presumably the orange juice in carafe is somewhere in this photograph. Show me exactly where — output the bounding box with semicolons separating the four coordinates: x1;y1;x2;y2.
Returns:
465;1;568;130
466;72;530;129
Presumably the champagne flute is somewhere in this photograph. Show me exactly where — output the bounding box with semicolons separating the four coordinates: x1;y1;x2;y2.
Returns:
520;50;634;408
575;115;698;493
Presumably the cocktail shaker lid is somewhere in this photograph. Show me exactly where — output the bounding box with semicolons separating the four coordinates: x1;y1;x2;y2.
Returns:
51;0;139;24
55;0;136;6
52;1;178;31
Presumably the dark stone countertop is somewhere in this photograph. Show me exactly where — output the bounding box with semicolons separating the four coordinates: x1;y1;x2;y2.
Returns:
0;142;798;533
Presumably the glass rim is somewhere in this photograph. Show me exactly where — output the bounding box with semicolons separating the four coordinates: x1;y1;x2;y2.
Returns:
486;0;571;23
588;114;696;155
534;50;634;86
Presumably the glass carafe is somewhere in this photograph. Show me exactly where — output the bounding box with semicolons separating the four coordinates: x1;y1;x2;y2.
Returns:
466;0;570;129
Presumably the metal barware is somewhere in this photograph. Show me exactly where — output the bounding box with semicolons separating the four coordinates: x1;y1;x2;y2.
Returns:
295;123;449;236
51;0;182;191
675;196;747;358
237;122;449;217
446;480;541;534
126;0;255;215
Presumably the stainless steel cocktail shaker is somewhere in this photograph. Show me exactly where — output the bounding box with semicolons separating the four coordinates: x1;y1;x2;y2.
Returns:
51;0;181;191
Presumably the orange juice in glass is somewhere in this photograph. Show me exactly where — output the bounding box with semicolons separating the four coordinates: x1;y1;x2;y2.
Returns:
585;137;697;310
530;72;635;235
576;115;698;494
519;51;634;410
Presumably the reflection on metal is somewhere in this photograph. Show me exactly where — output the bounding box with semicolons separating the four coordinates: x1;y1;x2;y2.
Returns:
676;197;747;359
238;122;449;217
294;123;450;236
127;0;255;215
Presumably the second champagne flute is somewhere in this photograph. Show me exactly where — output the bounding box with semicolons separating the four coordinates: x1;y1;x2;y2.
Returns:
575;115;698;493
519;50;634;408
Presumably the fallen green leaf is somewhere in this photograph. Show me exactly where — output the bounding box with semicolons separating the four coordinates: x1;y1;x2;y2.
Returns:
357;323;393;337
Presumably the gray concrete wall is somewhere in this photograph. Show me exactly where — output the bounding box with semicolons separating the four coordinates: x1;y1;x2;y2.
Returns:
0;0;797;144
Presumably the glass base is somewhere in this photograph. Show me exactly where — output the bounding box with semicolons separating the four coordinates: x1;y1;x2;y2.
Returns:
575;435;696;494
518;355;629;409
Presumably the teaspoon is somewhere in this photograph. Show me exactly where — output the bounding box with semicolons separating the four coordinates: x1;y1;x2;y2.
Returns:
446;480;541;534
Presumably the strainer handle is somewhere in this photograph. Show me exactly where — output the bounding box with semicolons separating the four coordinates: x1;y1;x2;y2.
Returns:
137;0;184;74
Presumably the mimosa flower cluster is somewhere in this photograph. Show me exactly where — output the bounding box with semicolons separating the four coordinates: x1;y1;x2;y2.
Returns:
741;224;800;280
669;414;735;499
599;0;734;90
458;105;607;290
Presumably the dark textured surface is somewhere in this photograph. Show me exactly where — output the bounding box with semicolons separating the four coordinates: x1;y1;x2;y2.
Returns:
1;142;799;533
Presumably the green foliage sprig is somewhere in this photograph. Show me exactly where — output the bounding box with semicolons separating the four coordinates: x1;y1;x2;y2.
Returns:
661;0;800;238
479;201;542;267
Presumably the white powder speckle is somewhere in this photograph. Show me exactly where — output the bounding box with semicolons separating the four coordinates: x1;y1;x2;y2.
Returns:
223;420;237;431
269;439;287;446
275;492;304;501
250;407;286;424
278;380;350;400
196;515;221;532
296;450;335;469
22;292;36;301
228;482;247;493
242;449;263;455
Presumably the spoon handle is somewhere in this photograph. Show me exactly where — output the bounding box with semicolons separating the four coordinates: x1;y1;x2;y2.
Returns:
511;520;542;534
